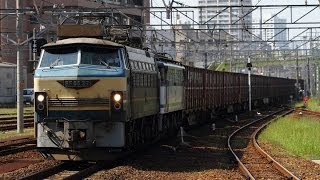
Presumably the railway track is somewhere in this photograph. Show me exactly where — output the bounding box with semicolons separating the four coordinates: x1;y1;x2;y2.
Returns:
0;137;36;156
228;108;300;179
21;161;116;180
0;116;34;131
3;108;314;179
295;108;320;118
0;115;34;120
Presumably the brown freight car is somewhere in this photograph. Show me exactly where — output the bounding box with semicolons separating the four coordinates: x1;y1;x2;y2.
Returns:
183;65;297;125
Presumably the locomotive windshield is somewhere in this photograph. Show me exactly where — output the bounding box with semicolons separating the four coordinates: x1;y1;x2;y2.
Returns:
39;45;122;68
80;46;121;68
40;47;79;68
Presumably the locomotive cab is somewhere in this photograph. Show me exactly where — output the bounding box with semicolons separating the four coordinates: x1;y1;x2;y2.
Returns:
35;38;130;160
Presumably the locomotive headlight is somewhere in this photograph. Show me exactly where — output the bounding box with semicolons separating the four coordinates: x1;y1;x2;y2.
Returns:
35;92;47;117
37;94;45;102
113;93;121;102
111;91;123;112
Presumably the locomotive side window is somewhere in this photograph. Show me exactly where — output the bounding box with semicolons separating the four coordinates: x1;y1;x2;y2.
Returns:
40;47;78;68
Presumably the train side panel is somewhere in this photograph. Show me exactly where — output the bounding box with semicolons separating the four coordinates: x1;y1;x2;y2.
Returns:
158;62;184;114
126;47;159;120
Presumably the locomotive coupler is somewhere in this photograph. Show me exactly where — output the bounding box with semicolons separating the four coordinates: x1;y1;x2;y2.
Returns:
69;129;87;142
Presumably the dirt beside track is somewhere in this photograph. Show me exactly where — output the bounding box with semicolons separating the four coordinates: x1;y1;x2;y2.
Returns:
0;136;33;146
89;115;320;180
1;110;319;179
260;143;320;179
89;124;245;180
0;150;60;179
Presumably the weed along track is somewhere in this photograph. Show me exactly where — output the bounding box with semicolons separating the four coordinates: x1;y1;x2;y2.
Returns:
228;108;300;179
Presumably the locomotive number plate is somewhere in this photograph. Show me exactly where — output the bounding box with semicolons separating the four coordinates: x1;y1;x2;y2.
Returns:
57;80;99;89
64;80;91;88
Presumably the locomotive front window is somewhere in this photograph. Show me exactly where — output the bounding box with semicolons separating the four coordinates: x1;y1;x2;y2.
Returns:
80;46;121;68
40;47;79;68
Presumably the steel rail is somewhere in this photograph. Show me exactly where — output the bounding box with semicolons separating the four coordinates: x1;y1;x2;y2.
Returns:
0;115;34;120
227;108;286;179
21;161;117;180
1;118;33;125
0;137;35;148
295;108;320;117
252;109;300;180
63;162;113;180
0;140;36;156
20;162;67;180
0;120;34;131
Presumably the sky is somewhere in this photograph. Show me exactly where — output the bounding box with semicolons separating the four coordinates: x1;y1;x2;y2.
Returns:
150;0;320;22
152;0;320;7
150;0;320;40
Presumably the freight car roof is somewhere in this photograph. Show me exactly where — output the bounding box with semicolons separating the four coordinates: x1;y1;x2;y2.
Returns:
43;38;124;48
158;62;185;70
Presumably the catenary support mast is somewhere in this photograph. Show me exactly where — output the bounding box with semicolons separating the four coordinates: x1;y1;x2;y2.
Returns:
16;0;24;133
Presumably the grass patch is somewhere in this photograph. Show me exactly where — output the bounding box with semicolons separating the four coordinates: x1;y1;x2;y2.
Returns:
0;128;34;140
259;116;320;159
293;97;320;111
0;106;34;116
304;98;320;112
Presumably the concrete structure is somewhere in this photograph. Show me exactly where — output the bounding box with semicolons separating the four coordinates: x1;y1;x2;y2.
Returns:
252;14;288;50
198;0;252;45
0;0;149;87
0;62;27;104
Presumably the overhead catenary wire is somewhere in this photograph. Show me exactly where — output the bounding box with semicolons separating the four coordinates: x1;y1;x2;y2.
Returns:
1;2;320;63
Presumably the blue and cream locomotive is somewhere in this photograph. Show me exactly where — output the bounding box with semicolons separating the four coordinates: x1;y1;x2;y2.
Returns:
35;36;185;160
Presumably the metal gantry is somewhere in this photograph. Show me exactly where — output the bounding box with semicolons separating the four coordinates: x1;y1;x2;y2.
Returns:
1;2;320;100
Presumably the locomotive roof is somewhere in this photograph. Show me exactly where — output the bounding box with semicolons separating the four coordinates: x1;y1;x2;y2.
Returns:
43;38;124;48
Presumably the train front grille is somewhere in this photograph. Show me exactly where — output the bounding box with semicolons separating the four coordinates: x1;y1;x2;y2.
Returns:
48;98;110;107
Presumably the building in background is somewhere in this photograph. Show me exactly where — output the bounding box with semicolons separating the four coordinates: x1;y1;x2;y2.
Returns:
173;23;231;68
0;62;27;104
0;0;149;88
252;14;288;50
198;0;252;47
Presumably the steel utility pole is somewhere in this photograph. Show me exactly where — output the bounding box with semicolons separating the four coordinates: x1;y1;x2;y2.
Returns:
296;46;299;99
307;57;311;96
204;52;208;69
16;0;24;133
247;56;252;112
33;28;37;138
